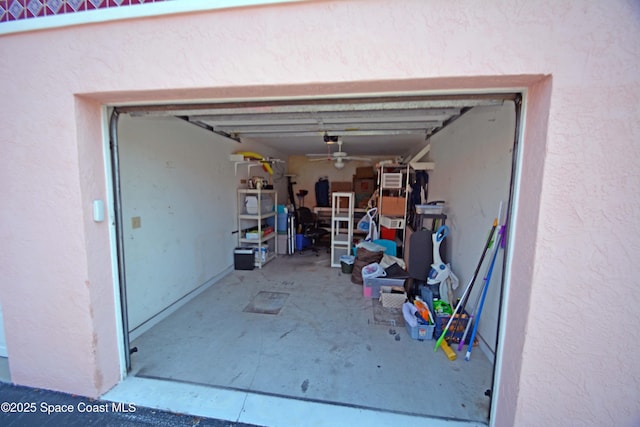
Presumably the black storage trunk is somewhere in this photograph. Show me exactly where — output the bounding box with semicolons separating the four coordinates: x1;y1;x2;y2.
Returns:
234;247;255;270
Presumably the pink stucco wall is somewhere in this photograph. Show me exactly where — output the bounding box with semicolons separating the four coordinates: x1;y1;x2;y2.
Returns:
0;1;638;425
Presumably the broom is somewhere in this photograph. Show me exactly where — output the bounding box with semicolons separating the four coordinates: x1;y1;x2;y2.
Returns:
434;218;498;353
465;224;505;361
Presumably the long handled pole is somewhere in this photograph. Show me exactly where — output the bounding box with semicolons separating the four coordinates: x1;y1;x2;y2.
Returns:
457;278;486;351
457;223;502;351
434;219;498;352
449;201;503;345
465;225;504;361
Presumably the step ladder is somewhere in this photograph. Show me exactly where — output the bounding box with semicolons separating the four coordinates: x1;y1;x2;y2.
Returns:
330;192;354;267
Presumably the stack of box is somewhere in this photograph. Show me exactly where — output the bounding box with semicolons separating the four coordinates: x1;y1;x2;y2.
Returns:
330;181;353;208
353;166;375;208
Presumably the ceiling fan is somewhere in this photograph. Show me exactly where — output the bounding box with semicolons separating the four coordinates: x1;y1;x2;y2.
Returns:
306;136;371;169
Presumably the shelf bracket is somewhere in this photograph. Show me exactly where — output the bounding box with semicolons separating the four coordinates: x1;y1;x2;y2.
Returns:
407;143;435;170
233;160;264;176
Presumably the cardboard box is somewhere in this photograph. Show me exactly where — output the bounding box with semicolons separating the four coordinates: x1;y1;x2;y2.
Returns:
331;182;353;208
380;196;406;216
354;193;371;208
355;166;375;179
331;181;352;192
353;178;375;194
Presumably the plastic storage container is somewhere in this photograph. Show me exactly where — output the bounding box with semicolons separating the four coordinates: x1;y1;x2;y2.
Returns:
244;195;274;214
254;247;268;263
380;226;396;240
416;204;444;214
277;213;288;233
245;196;258;214
295;234;310;251
363;276;405;298
405;322;435;341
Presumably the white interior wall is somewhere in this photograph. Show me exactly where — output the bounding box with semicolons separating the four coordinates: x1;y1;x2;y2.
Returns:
118;115;287;332
428;102;516;356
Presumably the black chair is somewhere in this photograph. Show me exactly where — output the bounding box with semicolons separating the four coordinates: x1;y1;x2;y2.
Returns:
296;207;329;255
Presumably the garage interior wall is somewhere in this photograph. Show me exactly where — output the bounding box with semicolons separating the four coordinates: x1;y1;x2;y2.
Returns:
118;115;288;334
429;101;515;357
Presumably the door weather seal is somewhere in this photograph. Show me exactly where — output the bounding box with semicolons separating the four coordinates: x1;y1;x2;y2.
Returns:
109;108;132;372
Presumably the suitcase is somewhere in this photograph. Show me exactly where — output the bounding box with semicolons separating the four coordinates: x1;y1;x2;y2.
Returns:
408;230;433;280
406;230;445;306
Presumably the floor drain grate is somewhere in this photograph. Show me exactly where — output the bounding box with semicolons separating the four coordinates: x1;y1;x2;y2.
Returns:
243;291;290;315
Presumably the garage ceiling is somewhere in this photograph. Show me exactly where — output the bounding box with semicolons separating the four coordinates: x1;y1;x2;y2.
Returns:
122;95;509;157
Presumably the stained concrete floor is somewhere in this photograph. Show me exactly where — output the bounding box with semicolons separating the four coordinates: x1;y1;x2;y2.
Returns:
109;250;493;426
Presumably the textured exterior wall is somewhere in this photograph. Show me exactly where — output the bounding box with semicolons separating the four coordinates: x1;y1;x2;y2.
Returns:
0;0;638;425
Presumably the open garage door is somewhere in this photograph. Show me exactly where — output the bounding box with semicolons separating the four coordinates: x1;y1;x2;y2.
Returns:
108;92;521;423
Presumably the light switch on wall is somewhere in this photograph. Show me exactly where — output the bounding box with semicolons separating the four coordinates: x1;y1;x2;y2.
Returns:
93;200;104;222
131;216;141;229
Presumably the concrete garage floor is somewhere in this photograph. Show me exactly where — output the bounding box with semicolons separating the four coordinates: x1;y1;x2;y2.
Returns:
106;251;493;426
